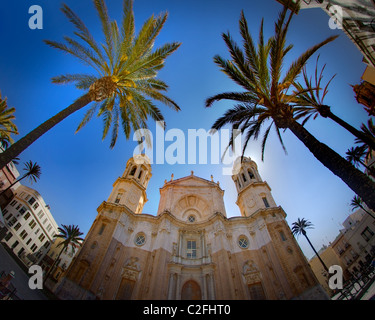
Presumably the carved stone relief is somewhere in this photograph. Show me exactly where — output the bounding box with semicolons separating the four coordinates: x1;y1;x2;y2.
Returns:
121;257;141;281
243;260;262;285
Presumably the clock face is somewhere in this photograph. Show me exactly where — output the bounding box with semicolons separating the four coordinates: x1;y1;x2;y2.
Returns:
246;198;255;208
128;191;138;205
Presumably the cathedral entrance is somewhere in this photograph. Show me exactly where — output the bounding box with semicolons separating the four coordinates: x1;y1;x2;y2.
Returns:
181;280;202;300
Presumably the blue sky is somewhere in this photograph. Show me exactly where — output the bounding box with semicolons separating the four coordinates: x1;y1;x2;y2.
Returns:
0;0;370;259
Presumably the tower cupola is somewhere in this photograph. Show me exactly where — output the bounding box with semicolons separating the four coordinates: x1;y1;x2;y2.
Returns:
232;157;277;217
107;154;151;214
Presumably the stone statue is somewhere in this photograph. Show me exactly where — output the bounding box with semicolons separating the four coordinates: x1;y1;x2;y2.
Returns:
243;260;258;274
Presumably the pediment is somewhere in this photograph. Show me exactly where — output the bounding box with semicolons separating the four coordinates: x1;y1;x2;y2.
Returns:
164;174;220;189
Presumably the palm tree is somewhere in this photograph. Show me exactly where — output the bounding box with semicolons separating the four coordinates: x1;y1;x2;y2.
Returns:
0;0;181;169
44;224;84;284
291;218;329;272
0;92;18;147
0;160;41;196
346;146;375;177
355;119;375;159
350;195;375;220
205;7;375;211
293;56;375;151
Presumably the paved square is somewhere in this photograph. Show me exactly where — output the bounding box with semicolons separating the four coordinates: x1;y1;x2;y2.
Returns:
0;244;47;300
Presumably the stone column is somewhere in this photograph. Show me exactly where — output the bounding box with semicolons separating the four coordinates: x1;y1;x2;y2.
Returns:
167;273;175;299
178;230;183;262
134;165;141;179
201;231;206;259
176;274;181;300
209;273;215;299
202;274;207;300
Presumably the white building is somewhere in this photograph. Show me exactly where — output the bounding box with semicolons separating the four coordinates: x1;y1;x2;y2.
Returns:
277;0;375;85
338;208;375;274
0;158;20;218
1;185;59;267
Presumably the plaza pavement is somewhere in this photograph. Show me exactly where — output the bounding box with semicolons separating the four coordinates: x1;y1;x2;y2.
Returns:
360;279;375;300
1;241;374;300
0;244;47;300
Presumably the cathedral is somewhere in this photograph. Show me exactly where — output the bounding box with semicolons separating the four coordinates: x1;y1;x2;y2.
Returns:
55;155;328;300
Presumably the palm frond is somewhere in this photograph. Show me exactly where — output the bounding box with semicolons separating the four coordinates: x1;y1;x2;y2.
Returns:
43;0;180;149
282;35;338;86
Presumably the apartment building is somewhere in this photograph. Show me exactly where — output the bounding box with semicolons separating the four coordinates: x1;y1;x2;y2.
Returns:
1;185;59;267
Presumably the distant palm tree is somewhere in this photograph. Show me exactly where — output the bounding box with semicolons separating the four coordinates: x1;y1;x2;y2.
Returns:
293;56;375;151
350;195;375;220
346;146;375;177
291;218;329;272
205;7;375;211
0;92;18;147
0;0;181;169
355;119;375;160
44;224;84;284
0;160;41;196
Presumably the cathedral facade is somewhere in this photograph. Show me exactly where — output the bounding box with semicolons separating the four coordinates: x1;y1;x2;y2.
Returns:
56;155;328;300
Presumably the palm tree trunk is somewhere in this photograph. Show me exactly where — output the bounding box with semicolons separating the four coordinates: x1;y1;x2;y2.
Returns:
358;159;375;178
326;110;375;150
0;93;93;169
44;245;65;285
303;232;329;272
358;203;375;220
288;120;375;211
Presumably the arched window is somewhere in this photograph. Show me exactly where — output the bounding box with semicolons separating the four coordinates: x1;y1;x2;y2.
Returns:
238;179;242;188
98;224;106;235
262;197;270;208
138;170;143;179
242;173;247;182
115;192;123;204
248;170;255;179
279;231;287;241
129;166;137;176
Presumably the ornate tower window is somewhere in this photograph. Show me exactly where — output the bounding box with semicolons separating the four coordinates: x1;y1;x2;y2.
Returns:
115;192;123;204
279;231;287;241
262;197;270;208
98;223;106;235
248;169;255;179
138;170;143;179
238;235;249;249
129;166;137;176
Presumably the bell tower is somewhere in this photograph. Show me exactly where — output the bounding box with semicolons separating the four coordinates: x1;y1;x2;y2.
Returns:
232;157;277;217
107;154;152;214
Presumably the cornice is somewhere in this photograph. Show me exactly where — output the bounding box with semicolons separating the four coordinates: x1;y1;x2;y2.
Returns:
97;201;286;230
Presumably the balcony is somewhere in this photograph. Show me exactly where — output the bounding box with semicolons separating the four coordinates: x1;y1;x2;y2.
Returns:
171;255;212;266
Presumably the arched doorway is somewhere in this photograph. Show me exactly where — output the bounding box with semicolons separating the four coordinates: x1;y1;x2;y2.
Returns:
181;280;202;300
